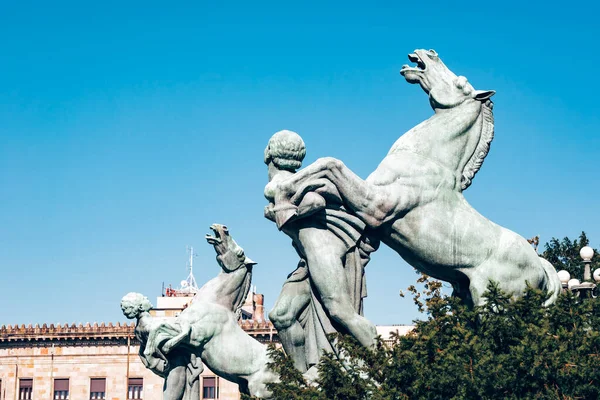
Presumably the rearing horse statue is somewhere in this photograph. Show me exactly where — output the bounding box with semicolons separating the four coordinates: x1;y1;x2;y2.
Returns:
141;224;279;399
274;49;561;307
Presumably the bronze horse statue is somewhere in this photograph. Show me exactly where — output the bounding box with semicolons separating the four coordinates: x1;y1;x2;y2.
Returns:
273;49;561;308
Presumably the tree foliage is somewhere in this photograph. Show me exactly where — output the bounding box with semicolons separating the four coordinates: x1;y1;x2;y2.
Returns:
261;283;600;399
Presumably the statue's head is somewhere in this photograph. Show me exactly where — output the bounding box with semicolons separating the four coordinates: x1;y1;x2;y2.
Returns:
400;49;495;109
264;130;306;172
120;292;153;319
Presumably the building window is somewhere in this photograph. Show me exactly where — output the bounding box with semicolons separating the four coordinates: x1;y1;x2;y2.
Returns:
53;379;69;400
127;378;143;399
19;379;33;400
241;310;252;320
202;376;218;399
90;378;106;400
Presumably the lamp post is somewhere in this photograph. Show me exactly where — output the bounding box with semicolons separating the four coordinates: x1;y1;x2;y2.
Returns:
557;246;598;298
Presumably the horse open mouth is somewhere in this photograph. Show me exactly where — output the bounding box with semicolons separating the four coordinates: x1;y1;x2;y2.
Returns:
400;53;426;75
206;224;228;245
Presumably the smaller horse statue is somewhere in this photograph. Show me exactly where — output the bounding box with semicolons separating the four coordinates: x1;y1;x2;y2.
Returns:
140;224;279;399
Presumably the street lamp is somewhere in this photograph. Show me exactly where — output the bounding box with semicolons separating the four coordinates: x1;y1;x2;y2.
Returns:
557;246;598;298
580;246;594;281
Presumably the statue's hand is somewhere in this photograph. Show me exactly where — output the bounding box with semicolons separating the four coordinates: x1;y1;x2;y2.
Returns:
143;347;154;360
146;354;168;373
154;359;168;374
273;203;298;229
296;191;326;219
264;203;276;222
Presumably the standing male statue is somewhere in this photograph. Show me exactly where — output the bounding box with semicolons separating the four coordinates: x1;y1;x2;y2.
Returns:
264;130;380;373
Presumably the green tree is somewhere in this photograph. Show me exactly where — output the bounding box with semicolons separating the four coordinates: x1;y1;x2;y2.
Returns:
263;271;600;399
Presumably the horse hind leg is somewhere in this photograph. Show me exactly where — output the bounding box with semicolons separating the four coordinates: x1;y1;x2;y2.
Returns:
451;279;475;308
466;256;545;308
539;257;561;306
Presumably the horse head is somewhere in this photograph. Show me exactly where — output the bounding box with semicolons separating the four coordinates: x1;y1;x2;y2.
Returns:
206;224;257;273
400;49;495;109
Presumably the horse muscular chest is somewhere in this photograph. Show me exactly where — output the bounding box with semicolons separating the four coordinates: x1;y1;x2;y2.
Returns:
369;153;497;277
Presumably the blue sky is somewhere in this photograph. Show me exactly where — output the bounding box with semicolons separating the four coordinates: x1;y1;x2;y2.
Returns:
1;1;598;326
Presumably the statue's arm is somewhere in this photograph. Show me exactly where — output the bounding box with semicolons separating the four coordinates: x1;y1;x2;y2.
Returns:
138;339;167;376
187;353;204;383
137;343;151;368
133;327;151;367
137;339;147;362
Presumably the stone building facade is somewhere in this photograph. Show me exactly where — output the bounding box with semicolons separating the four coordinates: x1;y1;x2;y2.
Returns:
0;320;276;400
0;289;276;400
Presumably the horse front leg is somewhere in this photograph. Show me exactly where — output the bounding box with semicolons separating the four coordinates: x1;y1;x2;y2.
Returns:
144;323;182;361
162;322;192;354
277;157;399;229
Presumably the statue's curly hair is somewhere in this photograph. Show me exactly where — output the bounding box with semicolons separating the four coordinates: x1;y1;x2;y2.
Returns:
120;292;153;317
264;130;306;171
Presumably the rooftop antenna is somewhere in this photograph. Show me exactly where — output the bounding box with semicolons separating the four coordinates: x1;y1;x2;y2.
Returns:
185;246;199;292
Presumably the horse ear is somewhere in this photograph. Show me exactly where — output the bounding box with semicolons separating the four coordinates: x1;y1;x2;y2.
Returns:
474;90;495;101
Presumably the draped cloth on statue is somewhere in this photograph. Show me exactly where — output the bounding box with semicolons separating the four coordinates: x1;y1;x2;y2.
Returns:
280;205;379;368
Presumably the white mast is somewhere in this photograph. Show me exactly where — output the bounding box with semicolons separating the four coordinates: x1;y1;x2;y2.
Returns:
185;246;199;292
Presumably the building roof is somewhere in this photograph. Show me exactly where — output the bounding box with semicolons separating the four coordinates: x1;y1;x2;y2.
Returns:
0;320;278;345
0;322;135;342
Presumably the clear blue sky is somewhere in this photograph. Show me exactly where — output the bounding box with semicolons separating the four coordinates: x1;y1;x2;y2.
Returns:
1;1;598;326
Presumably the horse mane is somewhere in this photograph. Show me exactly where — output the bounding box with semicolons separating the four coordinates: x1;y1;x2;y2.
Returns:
460;99;494;191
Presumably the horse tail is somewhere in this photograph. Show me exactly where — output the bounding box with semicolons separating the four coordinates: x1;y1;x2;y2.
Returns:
539;257;562;306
